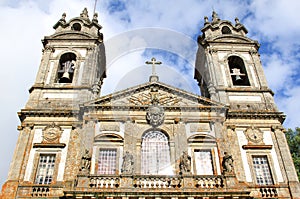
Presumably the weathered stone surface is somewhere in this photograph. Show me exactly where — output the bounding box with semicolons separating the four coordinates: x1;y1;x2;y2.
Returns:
1;9;300;199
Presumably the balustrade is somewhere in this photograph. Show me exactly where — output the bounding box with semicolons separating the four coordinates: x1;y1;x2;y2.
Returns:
89;176;120;188
133;176;182;188
194;176;225;188
259;187;278;198
31;186;50;197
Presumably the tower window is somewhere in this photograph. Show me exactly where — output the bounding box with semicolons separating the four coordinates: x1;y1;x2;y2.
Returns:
228;56;250;86
252;156;273;185
72;23;81;31
35;154;56;184
222;26;231;34
141;130;172;175
57;53;76;83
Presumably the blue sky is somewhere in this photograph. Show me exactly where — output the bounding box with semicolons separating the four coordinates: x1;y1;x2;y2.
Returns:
1;0;300;188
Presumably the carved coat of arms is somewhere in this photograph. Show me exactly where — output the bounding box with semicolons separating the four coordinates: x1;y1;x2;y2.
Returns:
146;104;164;127
42;123;62;144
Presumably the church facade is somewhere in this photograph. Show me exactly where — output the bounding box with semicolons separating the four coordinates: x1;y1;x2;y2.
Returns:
1;8;300;199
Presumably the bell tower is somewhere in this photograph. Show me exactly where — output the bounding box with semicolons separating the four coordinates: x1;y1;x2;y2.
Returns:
26;8;106;109
195;11;277;112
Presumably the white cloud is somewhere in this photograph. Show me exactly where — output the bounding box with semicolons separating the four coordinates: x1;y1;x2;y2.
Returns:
1;0;300;189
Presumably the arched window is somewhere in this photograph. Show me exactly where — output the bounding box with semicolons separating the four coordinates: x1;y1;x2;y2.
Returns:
141;130;172;175
57;53;76;83
221;26;231;34
228;56;250;86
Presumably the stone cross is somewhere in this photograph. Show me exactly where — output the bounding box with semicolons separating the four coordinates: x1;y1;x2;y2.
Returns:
145;57;162;76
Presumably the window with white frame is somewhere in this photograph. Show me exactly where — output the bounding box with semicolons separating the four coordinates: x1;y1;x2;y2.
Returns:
188;134;220;175
194;150;214;175
141;130;171;174
252;155;273;185
35;154;56;184
98;149;117;174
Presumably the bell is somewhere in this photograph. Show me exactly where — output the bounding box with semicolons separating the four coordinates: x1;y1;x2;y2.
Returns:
235;75;242;82
59;72;71;83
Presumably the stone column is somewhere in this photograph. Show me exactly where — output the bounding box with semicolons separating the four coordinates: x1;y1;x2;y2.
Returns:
2;125;33;199
35;47;54;84
272;126;300;198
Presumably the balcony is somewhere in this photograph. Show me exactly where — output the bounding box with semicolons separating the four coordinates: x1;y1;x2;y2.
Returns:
76;174;227;190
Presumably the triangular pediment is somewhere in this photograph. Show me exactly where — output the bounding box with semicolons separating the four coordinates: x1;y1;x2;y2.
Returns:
83;81;227;110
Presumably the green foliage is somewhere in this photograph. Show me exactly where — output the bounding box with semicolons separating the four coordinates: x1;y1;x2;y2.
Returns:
285;128;300;181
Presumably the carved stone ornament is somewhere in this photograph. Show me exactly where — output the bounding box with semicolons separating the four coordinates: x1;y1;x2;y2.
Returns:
42;123;62;144
146;104;164;127
245;126;263;144
222;152;234;175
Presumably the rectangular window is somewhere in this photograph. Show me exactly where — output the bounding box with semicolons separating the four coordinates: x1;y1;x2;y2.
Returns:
35;154;56;184
252;155;273;185
194;150;213;175
98;149;117;174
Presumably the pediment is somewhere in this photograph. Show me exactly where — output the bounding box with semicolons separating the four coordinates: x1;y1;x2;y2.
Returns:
46;32;95;40
212;35;254;43
84;81;227;110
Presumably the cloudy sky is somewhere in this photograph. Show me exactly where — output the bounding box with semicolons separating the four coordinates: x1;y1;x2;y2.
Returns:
1;0;300;187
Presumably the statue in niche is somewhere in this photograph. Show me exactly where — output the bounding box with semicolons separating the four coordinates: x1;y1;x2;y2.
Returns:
179;151;191;174
121;151;134;174
80;149;91;173
222;152;234;175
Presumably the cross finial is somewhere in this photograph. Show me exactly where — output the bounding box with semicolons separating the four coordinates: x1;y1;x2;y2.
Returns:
145;57;162;82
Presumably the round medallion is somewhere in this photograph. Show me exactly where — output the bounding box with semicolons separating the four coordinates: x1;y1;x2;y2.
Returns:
42;123;62;143
245;127;263;143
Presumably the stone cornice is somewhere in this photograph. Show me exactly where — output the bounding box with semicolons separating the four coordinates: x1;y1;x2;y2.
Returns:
227;111;286;123
18;109;80;122
33;143;66;148
219;87;274;95
242;145;273;150
81;104;227;112
29;84;92;93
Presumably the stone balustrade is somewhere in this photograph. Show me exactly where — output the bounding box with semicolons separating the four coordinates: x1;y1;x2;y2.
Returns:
133;175;182;188
31;186;50;197
194;175;225;188
77;175;228;190
259;186;278;198
89;176;120;188
16;185;63;198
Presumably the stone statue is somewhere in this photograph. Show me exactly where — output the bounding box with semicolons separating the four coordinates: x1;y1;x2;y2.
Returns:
121;151;134;174
80;8;89;18
81;149;91;172
212;11;220;24
222;152;234;175
92;13;98;23
179;151;191;174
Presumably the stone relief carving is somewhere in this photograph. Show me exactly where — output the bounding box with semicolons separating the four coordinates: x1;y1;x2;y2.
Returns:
222;152;234;175
121;151;134;174
179;151;191;174
42;123;62;144
129;92;182;106
245;126;264;144
146;102;164;127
